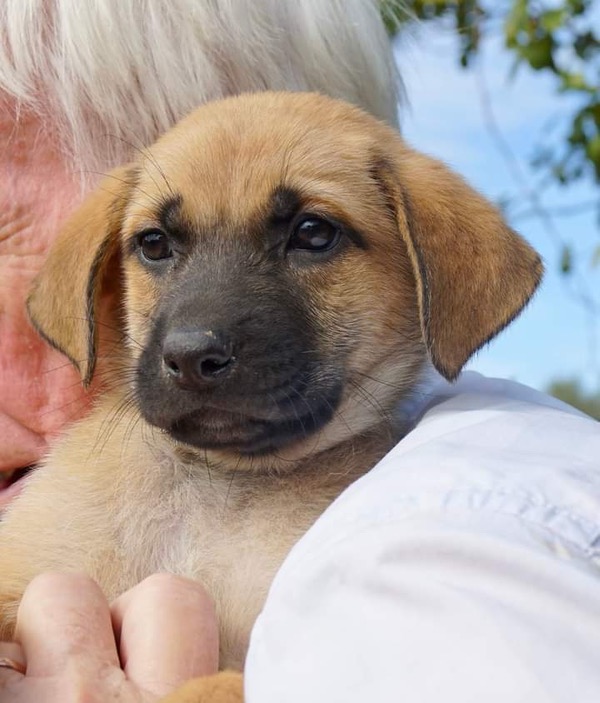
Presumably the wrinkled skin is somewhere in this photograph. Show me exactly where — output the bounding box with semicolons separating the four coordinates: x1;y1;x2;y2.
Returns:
0;95;95;502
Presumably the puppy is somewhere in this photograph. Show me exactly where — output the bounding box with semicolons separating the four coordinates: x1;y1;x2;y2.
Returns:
0;92;542;699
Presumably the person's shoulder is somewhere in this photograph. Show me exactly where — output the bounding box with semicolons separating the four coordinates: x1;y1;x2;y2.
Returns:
246;373;600;703
285;370;600;569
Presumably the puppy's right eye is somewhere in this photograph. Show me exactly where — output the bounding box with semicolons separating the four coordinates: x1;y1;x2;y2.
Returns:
139;230;173;262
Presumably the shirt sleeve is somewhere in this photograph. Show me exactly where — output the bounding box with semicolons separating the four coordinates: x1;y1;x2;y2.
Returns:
244;374;600;703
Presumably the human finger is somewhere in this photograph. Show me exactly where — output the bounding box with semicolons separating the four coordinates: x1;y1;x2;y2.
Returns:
0;643;25;671
0;642;26;691
14;572;120;677
112;573;219;698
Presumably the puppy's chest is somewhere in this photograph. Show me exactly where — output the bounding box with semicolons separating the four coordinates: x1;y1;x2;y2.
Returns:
115;468;289;576
113;463;321;663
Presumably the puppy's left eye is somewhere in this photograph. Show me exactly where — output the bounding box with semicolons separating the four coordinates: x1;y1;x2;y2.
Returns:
288;217;341;252
139;230;173;262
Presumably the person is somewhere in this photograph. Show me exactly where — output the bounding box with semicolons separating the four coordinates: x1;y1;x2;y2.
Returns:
1;372;599;701
3;2;600;702
245;372;600;702
0;572;220;702
0;0;400;509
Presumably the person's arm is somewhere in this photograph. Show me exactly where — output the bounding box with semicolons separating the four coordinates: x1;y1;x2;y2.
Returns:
245;376;600;702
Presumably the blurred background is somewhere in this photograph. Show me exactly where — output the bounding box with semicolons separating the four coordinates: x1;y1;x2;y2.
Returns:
385;0;600;418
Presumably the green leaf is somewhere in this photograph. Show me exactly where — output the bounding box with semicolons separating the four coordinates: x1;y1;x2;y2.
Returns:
567;0;588;17
519;35;556;70
586;136;600;164
395;0;600;258
540;9;567;32
574;30;600;60
505;0;528;45
559;71;592;93
547;377;600;420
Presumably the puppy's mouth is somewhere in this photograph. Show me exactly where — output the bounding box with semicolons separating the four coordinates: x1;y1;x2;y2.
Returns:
168;402;336;455
0;466;35;512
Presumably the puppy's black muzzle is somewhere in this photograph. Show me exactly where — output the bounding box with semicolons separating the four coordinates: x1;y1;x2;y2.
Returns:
134;245;345;455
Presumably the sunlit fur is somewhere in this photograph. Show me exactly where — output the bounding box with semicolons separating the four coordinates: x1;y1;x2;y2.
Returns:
0;94;541;682
0;0;401;176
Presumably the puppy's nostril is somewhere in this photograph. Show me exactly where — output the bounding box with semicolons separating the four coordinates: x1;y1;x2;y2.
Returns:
164;357;181;377
200;355;232;378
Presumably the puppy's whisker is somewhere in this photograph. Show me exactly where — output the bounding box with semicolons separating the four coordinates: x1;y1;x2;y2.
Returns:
36;396;91;421
103;133;176;201
348;379;394;429
126;138;176;200
352;370;409;393
278;386;310;440
79;172;165;212
120;408;145;459
41;359;81;375
97;402;137;458
140;161;175;206
223;457;243;516
263;393;312;467
320;392;354;437
203;449;214;488
385;330;422;348
280;385;323;458
64;317;146;352
93;390;139;457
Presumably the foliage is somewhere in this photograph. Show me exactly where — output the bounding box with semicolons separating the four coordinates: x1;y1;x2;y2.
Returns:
382;1;600;234
547;378;600;419
381;2;600;399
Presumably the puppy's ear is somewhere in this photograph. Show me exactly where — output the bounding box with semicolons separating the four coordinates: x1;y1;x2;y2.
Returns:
377;145;543;381
27;166;137;386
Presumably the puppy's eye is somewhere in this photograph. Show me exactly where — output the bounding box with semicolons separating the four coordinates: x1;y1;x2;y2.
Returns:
288;217;341;252
139;230;172;262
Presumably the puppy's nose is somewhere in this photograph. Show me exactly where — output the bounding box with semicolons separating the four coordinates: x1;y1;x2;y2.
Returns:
162;329;235;388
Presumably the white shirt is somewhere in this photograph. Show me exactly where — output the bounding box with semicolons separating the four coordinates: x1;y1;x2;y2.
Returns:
245;372;600;702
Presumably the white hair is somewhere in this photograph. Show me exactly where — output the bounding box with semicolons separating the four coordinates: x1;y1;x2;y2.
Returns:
0;0;401;175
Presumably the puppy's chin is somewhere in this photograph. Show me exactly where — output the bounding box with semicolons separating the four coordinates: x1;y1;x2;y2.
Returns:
137;380;344;460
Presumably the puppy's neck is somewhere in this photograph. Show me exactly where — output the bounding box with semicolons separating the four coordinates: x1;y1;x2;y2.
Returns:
163;419;402;495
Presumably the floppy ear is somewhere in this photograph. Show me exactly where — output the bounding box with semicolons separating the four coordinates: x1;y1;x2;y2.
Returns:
378;145;543;381
27;166;137;386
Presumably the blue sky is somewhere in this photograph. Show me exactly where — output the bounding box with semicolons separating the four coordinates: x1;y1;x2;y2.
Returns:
394;22;600;392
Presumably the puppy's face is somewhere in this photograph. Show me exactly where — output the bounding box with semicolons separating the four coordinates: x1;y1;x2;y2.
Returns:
121;97;422;457
28;92;542;467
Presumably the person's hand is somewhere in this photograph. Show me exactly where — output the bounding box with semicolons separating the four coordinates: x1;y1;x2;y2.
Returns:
0;572;219;702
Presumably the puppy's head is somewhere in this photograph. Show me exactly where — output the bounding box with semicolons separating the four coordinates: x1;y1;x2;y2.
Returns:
28;92;542;464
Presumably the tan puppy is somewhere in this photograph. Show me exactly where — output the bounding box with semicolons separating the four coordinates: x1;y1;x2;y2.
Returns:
0;92;542;700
